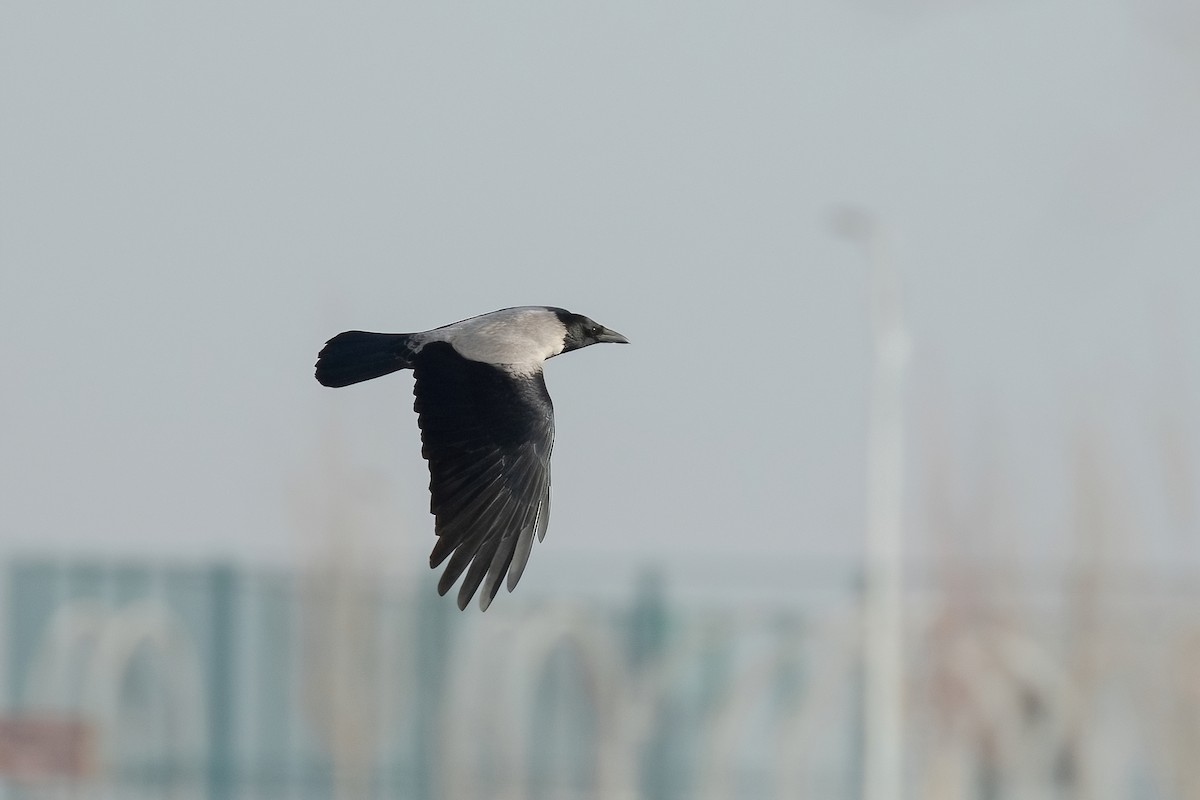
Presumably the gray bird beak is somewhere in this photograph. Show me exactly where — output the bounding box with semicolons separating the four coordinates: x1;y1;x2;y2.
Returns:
596;327;629;345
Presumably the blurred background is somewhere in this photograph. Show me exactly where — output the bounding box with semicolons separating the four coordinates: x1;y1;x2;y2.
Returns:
2;0;1199;797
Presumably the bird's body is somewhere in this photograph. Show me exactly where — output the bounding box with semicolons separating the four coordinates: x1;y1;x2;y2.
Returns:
315;306;627;610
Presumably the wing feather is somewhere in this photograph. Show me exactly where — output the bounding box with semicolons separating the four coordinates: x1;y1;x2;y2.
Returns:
412;342;555;609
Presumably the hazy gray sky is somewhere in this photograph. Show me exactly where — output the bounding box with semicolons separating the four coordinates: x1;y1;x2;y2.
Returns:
3;0;1198;588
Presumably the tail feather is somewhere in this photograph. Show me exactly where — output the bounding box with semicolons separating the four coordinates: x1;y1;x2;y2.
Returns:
315;331;414;387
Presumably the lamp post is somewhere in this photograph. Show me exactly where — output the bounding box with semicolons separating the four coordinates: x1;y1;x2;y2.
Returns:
832;207;910;800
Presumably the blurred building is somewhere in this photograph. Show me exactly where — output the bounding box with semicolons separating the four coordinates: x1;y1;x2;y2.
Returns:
0;556;1196;800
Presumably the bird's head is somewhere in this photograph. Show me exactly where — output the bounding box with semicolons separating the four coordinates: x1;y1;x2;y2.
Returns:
556;311;629;354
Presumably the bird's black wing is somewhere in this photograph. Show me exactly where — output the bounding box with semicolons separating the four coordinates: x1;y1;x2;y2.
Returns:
412;342;554;610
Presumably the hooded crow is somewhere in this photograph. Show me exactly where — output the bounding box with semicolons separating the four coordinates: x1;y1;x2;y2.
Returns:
315;306;628;610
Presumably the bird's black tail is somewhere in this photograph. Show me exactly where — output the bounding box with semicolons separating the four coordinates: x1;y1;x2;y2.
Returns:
315;331;415;387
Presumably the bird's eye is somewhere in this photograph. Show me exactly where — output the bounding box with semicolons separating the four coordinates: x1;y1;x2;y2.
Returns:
588;326;602;337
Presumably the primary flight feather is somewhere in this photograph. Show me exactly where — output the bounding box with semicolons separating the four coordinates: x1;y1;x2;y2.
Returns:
314;306;628;610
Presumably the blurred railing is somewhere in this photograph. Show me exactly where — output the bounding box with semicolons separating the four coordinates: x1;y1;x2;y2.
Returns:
1;557;1198;799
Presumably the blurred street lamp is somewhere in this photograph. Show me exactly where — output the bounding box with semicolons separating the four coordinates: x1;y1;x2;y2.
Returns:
831;206;910;800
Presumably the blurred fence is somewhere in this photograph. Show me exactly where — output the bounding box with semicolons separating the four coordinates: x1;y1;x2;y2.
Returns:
0;556;1198;800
